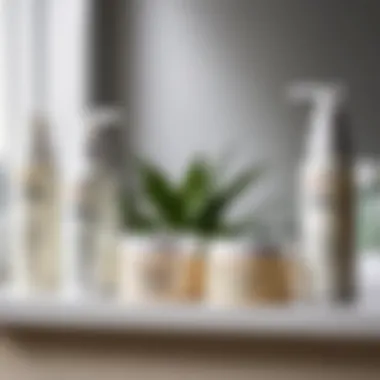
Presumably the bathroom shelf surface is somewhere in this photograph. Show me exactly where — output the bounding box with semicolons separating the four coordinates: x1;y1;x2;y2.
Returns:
0;297;379;339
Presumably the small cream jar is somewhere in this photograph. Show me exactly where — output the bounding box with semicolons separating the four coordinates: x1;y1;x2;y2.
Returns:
206;239;255;308
119;235;176;304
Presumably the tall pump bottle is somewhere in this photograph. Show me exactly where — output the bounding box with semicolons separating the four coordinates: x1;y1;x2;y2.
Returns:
289;82;355;303
18;0;61;295
23;116;61;293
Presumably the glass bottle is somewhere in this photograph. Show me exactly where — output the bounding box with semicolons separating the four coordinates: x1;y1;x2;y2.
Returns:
76;109;123;298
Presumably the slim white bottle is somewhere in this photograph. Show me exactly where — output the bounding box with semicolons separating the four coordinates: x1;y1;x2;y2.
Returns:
289;82;355;303
23;115;61;295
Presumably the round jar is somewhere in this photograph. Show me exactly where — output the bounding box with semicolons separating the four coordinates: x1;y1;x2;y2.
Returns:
206;239;255;308
119;235;176;304
251;244;292;304
174;235;205;302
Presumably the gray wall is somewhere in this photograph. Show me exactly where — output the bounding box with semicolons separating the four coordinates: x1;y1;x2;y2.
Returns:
130;0;380;221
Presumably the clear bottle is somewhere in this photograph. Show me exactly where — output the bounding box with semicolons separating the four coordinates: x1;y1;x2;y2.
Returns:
76;109;122;298
77;164;120;297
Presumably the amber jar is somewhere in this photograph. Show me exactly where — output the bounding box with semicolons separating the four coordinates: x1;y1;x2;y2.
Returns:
206;239;294;307
251;244;292;304
174;236;205;302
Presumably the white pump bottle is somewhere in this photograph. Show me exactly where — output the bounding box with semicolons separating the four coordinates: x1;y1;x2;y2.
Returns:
289;82;355;304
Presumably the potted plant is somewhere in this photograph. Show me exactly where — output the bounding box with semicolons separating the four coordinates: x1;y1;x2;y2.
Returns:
119;155;265;303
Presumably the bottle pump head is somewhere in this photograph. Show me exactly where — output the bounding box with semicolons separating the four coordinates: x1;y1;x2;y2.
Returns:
288;81;352;161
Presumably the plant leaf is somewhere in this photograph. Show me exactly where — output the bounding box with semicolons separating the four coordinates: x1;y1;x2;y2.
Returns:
193;165;265;235
222;165;264;203
193;195;225;235
180;158;212;220
140;161;183;227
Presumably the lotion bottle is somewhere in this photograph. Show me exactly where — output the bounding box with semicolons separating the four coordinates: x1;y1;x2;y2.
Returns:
289;82;355;303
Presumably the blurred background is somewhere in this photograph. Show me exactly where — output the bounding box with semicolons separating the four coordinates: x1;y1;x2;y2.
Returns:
3;0;380;215
1;0;380;298
2;0;380;379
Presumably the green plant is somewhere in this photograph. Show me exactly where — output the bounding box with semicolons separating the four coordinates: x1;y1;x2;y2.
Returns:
121;156;265;237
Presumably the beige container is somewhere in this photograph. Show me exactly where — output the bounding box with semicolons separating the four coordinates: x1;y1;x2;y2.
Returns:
206;240;254;307
206;240;294;307
283;242;307;302
120;236;176;304
174;236;205;302
251;245;292;304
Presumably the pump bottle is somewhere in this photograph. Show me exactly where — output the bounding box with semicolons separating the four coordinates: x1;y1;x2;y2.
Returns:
289;82;355;303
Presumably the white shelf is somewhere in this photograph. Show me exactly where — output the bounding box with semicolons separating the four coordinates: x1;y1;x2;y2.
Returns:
0;297;380;340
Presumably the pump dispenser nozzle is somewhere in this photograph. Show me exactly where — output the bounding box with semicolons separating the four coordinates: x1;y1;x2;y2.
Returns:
288;82;352;161
288;82;346;105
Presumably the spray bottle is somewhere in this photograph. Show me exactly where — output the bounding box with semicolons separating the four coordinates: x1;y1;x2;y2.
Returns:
289;82;355;303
